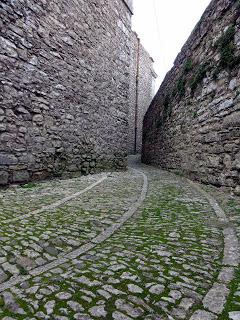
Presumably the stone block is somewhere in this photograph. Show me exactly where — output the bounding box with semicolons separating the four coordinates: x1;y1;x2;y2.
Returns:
203;283;229;314
229;311;240;320
0;154;18;165
0;171;9;185
12;170;30;183
0;270;8;283
190;310;217;320
0;36;18;58
234;186;240;196
33;114;44;123
208;156;220;168
229;78;237;90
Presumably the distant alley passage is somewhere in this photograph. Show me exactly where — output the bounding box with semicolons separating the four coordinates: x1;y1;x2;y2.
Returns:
0;157;239;320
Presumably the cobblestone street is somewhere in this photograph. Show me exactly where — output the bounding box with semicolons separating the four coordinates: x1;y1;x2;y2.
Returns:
0;157;239;320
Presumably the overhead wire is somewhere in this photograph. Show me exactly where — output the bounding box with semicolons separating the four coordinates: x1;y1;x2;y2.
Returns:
152;0;168;86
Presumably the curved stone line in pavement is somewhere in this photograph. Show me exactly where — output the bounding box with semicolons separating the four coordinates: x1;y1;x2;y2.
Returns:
3;174;108;224
0;168;148;293
187;179;239;319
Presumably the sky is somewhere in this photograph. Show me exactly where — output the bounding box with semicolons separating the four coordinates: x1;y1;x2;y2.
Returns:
132;0;212;90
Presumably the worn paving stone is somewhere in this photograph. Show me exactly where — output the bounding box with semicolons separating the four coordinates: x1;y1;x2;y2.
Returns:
218;267;235;283
229;311;240;320
202;184;240;319
0;270;8;283
203;282;230;314
0;158;239;319
189;310;217;320
89;305;107;317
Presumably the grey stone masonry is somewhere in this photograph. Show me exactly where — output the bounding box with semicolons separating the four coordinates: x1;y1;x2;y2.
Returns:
128;32;157;154
0;0;132;185
142;0;240;194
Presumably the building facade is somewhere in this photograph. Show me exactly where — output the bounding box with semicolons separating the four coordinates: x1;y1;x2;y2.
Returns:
128;32;157;154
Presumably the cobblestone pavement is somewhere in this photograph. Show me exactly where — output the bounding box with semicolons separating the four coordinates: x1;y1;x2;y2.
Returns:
0;157;239;319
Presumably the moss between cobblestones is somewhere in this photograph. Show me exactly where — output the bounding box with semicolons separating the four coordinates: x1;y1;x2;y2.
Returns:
0;294;29;319
0;296;4;307
0;174;225;318
219;268;240;320
201;185;240;319
20;182;38;189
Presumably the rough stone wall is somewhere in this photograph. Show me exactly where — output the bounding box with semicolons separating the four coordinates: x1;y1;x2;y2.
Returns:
142;0;240;194
128;33;138;155
128;32;156;154
0;0;132;185
136;43;157;153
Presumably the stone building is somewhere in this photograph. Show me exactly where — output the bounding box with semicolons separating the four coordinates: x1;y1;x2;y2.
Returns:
142;0;240;194
0;0;134;185
128;32;157;154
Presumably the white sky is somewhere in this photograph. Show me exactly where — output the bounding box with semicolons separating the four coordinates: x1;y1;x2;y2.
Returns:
132;0;212;89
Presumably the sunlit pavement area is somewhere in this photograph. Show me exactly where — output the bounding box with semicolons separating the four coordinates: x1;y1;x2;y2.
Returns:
0;157;239;320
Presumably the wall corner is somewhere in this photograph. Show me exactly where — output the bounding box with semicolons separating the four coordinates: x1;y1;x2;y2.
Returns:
122;0;133;14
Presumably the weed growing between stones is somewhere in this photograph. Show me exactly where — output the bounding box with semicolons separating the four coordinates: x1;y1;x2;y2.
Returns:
0;169;229;318
154;57;195;130
217;25;239;69
175;58;194;98
192;110;198;118
202;185;240;319
190;63;211;92
177;77;186;97
183;58;194;74
218;268;240;320
154;19;240;131
21;182;38;189
213;24;240;79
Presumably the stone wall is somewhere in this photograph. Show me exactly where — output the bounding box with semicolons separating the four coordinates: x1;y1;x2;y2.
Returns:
0;0;132;185
128;32;157;154
142;0;240;194
128;32;138;155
